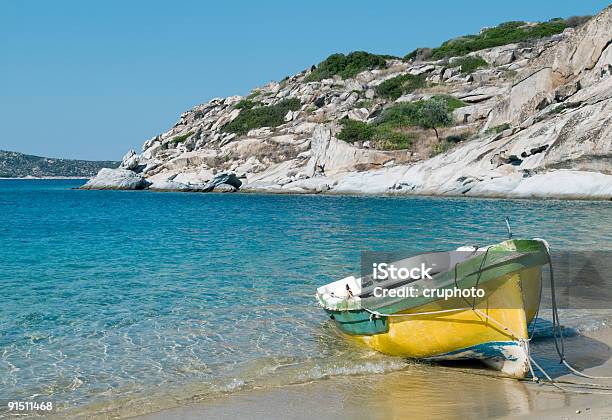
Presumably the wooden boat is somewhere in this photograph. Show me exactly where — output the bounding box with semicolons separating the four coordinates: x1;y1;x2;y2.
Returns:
315;239;549;378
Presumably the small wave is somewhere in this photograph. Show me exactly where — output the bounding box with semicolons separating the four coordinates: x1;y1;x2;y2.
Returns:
296;359;409;382
530;310;612;338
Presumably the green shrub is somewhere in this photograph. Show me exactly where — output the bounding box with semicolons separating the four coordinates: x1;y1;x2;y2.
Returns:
247;90;261;99
305;51;390;82
430;19;567;59
376;96;458;128
375;74;426;100
235;99;261;110
431;95;467;111
452;55;488;74
337;119;374;143
375;102;421;128
355;100;374;109
223;98;301;135
417;98;453;139
338;96;458;149
169;131;194;144
431;141;451;156
337;119;414;149
373;126;414;150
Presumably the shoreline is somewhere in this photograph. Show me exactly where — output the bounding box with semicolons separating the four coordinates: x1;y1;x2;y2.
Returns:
75;185;612;202
135;328;612;420
51;326;612;419
0;175;606;201
78;167;612;201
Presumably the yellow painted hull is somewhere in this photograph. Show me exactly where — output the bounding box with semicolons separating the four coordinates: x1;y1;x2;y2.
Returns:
347;267;542;377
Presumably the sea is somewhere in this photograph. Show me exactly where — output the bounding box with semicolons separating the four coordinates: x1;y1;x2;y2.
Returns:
0;179;611;418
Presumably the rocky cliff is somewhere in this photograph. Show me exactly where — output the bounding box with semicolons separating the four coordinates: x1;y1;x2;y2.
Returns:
84;7;612;199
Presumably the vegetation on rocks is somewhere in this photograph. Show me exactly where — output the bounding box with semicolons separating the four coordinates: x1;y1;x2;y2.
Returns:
430;140;452;156
354;100;374;109
376;96;462;127
337;119;414;150
305;51;392;82
223;98;301;135
436;95;467;111
453;55;488;74
338;95;464;148
235;99;261;110
375;74;426;100
169;131;194;144
337;120;374;143
404;17;588;60
416;98;453;139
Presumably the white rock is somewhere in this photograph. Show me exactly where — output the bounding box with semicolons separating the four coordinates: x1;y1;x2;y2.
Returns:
82;168;150;190
509;171;612;199
347;108;369;122
120;149;139;170
149;179;192;191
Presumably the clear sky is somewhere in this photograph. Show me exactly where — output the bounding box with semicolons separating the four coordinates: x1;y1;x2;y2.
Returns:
1;0;610;160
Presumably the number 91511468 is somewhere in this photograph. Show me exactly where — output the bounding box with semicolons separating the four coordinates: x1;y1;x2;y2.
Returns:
8;401;53;411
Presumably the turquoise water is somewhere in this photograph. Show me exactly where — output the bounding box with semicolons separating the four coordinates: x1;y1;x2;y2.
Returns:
1;179;611;417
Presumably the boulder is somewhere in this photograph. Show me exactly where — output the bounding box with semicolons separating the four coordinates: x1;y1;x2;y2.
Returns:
149;179;192;191
555;81;581;102
442;67;460;80
120;149;139;170
213;183;238;192
493;49;515;66
203;171;242;192
81;168;151;190
347;107;369;122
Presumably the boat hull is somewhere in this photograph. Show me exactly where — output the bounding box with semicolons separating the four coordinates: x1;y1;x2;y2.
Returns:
332;266;542;378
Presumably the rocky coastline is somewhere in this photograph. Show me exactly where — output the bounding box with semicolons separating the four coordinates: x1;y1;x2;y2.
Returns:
83;7;612;200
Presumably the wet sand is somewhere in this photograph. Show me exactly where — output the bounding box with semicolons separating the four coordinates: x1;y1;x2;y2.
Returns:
139;328;612;420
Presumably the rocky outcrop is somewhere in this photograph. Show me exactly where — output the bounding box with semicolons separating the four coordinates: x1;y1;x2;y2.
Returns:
486;6;612;128
83;6;612;200
81;168;150;190
203;172;242;192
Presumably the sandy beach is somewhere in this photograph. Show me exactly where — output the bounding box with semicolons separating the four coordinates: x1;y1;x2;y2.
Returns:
138;328;612;420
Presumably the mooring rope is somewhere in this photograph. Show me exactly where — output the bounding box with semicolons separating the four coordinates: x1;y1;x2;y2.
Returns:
534;238;612;381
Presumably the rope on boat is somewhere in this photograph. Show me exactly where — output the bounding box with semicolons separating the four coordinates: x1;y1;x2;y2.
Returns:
471;308;524;341
363;306;472;320
534;238;612;381
518;238;612;393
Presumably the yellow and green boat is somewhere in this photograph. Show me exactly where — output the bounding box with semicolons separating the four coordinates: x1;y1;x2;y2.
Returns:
315;239;549;378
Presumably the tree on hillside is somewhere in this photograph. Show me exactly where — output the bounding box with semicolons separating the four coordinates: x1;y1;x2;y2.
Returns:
417;98;452;140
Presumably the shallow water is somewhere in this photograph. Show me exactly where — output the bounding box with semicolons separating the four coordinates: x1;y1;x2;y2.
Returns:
0;179;611;418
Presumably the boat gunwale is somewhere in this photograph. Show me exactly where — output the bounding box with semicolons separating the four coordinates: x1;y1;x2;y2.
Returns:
318;239;548;319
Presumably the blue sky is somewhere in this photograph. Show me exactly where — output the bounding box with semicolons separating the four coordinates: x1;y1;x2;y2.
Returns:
1;0;609;160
